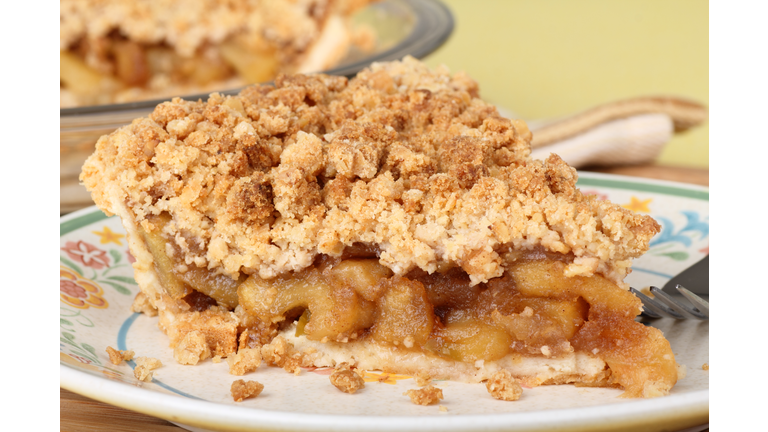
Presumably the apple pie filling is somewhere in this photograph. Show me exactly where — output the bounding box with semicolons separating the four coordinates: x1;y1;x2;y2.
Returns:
140;212;677;397
60;36;282;107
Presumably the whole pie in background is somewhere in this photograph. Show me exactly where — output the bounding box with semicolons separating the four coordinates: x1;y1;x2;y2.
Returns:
60;0;376;107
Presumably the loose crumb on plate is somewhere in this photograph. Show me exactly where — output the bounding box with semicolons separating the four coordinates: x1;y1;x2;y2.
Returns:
261;336;305;375
106;346;134;365
227;348;262;375
404;385;443;406
702;363;709;371
485;370;523;401
329;363;365;394
231;379;264;402
134;356;162;382
439;405;448;413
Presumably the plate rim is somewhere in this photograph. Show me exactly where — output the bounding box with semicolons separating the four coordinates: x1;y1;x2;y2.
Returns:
60;171;709;431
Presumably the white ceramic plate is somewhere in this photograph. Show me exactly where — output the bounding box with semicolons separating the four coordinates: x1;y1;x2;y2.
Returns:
59;172;709;432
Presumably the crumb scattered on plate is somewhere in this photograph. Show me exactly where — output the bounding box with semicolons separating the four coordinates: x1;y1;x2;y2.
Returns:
105;346;134;365
485;370;523;401
330;363;365;394
134;356;162;382
231;379;264;402
404;385;443;406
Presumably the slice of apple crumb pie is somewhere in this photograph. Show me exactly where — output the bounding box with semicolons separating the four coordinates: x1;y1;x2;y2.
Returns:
81;56;679;398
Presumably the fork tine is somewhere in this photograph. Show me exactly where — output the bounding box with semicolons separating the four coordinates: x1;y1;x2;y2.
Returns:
630;288;683;319
630;288;662;318
675;284;709;317
650;287;708;320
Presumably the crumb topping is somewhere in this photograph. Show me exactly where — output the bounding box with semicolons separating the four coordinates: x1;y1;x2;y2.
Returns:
485;370;523;401
158;303;239;357
82;56;659;286
227;348;262;375
329;362;365;393
131;292;158;316
173;330;212;365
231;379;264;402
134;356;162;381
106;346;134;365
404;384;444;406
260;336;307;374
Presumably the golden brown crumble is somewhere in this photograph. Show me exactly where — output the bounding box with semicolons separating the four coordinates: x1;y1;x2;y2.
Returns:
260;336;307;375
134;356;162;382
260;336;293;366
414;372;432;386
106;346;134;365
159;303;239;358
231;379;265;402
329;363;365;393
81;56;659;287
131;292;158;317
173;330;212;365
227;348;262;375
404;385;444;406
485;370;523;401
702;363;709;371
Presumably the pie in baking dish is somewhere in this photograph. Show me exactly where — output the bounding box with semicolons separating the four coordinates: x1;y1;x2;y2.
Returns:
81;57;679;398
60;0;374;107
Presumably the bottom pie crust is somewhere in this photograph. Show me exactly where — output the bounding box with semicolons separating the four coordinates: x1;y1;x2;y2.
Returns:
280;321;612;387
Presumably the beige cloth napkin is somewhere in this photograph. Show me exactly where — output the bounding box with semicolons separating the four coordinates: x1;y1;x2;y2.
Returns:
531;113;673;167
505;95;709;169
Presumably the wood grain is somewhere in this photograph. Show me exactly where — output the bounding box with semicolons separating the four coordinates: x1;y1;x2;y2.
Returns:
581;164;709;186
60;164;708;431
61;388;183;431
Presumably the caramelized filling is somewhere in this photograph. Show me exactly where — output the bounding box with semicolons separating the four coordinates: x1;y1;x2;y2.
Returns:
141;214;243;309
61;36;277;106
139;213;676;396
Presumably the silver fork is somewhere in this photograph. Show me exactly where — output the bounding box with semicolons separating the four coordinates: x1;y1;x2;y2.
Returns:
630;285;709;320
630;255;709;320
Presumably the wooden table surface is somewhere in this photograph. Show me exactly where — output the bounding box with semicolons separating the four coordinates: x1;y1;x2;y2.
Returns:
60;164;709;432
